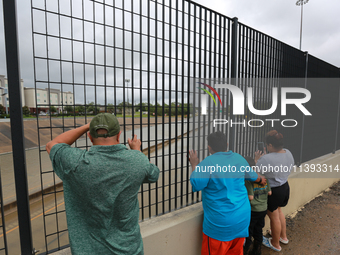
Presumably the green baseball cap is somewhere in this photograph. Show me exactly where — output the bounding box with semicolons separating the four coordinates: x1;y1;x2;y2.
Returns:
89;113;120;138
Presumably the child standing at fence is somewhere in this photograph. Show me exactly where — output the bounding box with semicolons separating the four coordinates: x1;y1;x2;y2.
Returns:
243;156;271;255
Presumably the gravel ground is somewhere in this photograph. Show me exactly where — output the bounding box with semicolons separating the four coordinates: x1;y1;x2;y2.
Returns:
262;181;340;255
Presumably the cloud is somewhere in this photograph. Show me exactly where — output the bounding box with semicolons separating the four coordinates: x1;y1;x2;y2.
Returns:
193;0;340;67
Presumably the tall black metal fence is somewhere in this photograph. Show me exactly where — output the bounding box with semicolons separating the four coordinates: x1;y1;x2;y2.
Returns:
1;0;339;254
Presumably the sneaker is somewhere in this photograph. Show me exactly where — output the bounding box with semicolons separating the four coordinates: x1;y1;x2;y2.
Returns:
268;229;289;244
262;236;282;252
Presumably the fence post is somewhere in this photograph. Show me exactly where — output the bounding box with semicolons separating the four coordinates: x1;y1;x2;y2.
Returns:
229;17;238;151
334;69;340;154
2;0;34;254
299;51;308;165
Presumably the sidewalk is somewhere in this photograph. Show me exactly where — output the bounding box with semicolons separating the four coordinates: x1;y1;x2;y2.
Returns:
262;180;340;255
50;181;340;255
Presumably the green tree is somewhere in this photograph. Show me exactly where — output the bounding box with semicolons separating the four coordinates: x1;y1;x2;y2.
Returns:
64;105;74;114
49;105;57;114
117;102;132;112
148;103;155;114
170;102;179;116
168;103;192;116
75;105;85;114
86;102;100;114
180;103;192;116
153;103;164;116
107;103;115;114
135;102;148;112
22;106;31;116
163;104;170;116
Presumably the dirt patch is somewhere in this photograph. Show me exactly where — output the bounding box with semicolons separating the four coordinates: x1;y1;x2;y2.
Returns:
262;181;340;255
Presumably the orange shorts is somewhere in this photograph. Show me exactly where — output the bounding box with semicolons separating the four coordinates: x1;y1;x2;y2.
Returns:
201;232;245;255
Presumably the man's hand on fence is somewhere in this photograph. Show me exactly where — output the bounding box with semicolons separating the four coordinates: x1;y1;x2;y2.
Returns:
128;135;142;151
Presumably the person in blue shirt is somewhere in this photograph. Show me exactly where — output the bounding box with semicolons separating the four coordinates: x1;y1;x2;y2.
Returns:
189;131;266;255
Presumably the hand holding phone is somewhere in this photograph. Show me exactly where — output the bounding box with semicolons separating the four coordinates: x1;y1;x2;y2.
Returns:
254;142;266;164
257;142;265;154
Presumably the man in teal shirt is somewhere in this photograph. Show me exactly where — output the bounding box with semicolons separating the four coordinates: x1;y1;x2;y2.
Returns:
47;113;159;254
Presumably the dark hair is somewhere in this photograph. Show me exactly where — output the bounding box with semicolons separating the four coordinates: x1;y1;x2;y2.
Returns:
207;131;228;152
265;130;284;149
244;156;255;167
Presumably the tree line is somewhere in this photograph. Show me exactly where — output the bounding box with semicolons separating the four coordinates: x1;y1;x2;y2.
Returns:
0;102;193;118
52;102;192;116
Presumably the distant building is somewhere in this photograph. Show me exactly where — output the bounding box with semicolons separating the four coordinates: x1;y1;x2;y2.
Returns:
24;88;74;113
1;75;74;114
0;75;25;113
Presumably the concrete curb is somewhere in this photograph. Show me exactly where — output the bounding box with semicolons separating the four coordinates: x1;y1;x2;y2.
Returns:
3;182;63;215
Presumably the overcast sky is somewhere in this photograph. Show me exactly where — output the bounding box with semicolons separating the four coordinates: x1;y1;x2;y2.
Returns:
194;0;340;67
0;0;339;104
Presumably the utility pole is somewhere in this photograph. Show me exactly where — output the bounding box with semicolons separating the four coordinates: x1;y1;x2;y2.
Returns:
296;0;309;50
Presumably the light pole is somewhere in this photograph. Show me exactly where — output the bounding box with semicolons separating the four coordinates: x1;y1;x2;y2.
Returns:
125;79;130;105
0;87;8;115
296;0;309;50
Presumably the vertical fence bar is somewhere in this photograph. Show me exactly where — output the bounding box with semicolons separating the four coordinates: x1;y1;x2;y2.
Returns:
161;0;166;214
250;30;256;154
186;0;192;205
201;7;206;161
299;51;308;165
197;4;202;202
239;24;245;155
220;16;226;135
259;33;265;144
168;0;173;212
154;0;159;217
192;3;198;203
147;0;152;219
2;0;34;254
206;9;211;137
174;0;179;210
180;0;185;207
138;0;145;220
229;17;238;151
